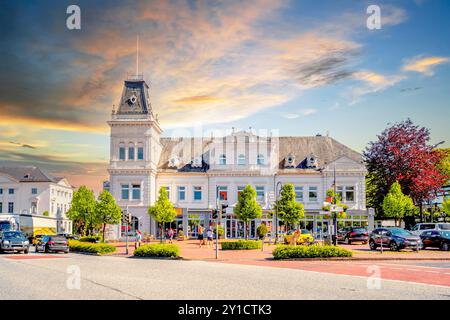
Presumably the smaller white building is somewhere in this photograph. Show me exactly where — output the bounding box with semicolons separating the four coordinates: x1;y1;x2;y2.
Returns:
0;166;73;235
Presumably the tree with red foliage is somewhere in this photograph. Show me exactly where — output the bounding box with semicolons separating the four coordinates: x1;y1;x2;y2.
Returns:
364;119;448;221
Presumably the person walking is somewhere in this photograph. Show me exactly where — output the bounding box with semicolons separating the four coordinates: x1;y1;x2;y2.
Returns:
206;227;213;247
135;230;142;249
168;227;174;244
198;224;204;248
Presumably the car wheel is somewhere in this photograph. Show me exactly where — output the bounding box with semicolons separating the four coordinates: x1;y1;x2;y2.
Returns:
390;241;399;252
64;250;69;254
24;248;29;254
369;240;377;250
442;243;449;251
44;245;49;253
346;237;351;245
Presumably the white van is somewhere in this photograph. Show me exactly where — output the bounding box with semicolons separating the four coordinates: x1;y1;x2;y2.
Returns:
410;223;450;236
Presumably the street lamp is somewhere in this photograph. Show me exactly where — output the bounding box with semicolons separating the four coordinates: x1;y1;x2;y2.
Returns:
432;141;445;149
274;181;282;244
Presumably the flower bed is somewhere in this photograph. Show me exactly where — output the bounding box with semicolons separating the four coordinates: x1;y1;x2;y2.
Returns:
68;240;116;255
134;243;180;258
272;245;352;259
221;240;262;250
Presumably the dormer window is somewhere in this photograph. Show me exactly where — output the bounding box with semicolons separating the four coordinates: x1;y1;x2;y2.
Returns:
168;155;180;168
192;156;203;168
307;153;318;168
284;154;296;168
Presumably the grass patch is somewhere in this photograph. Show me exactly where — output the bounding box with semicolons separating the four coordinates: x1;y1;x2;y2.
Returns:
221;240;262;250
134;243;180;258
273;245;352;259
68;240;116;255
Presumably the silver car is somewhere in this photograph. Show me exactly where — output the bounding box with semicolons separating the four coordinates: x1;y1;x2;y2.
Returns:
410;223;450;236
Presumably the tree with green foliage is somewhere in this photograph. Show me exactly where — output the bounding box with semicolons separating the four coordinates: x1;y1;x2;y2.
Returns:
67;186;97;236
233;185;262;239
95;190;122;242
442;197;450;222
436;148;450;184
275;184;305;231
148;187;177;242
382;182;416;226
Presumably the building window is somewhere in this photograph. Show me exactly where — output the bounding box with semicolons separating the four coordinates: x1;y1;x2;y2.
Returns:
295;186;304;202
31;202;37;214
237;186;245;199
336;186;344;201
218;186;228;201
193;186;202;201
121;184;129;200
219;154;226;165
8;188;14;195
308;186;318;202
256;186;265;201
8;202;14;213
137;146;144;160
0;188;3;195
164;186;171;200
119;145;126;160
257;154;265;165
0;202;2;213
132;184;141;200
128;144;135;160
31;188;38;195
177;186;186;201
345;186;355;202
238;154;246;165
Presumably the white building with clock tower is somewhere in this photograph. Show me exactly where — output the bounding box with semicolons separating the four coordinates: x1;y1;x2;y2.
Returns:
107;75;373;240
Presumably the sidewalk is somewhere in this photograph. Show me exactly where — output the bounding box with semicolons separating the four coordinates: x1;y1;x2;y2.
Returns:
107;240;450;261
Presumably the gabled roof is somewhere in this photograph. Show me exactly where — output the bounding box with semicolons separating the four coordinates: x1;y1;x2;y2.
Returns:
0;166;63;183
156;135;363;172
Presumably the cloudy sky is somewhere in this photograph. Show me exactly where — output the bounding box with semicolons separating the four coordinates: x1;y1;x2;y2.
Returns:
0;0;449;192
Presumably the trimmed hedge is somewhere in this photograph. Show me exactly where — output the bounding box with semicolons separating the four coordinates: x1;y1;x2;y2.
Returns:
79;235;101;243
273;245;352;259
69;240;116;255
221;240;262;250
134;244;180;258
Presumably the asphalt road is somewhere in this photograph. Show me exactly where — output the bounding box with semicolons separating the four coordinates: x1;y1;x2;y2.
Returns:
0;252;449;300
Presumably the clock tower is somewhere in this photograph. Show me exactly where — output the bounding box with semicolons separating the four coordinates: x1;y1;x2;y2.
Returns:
107;76;162;237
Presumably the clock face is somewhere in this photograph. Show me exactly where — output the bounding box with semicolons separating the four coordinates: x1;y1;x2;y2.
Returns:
129;94;137;104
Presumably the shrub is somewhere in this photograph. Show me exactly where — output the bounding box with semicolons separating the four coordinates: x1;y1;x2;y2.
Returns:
79;235;101;243
221;240;262;250
256;224;268;239
69;240;116;255
273;245;352;259
213;225;225;238
134;243;180;258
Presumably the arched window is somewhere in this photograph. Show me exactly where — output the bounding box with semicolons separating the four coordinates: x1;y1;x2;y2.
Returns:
137;142;144;160
257;154;265;165
128;142;135;160
119;143;126;160
238;154;246;165
219;154;226;165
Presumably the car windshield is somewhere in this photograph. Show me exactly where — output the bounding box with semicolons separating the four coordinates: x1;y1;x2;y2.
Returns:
438;224;450;230
51;236;66;241
390;228;412;236
3;232;23;238
352;228;366;232
440;231;450;238
301;230;310;234
0;222;12;231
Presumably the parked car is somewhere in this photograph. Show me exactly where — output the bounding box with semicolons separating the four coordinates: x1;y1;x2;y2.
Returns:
57;233;79;240
337;227;369;244
369;227;422;251
410;223;450;236
0;231;30;254
420;230;450;251
35;235;69;253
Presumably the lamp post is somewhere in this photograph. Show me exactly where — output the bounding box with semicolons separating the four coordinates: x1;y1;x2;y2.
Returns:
332;163;338;246
274;181;282;244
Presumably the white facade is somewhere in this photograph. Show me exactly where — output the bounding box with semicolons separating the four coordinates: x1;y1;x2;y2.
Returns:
0;167;73;235
108;77;371;239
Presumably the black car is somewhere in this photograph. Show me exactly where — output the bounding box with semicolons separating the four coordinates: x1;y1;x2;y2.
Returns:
57;233;79;240
0;231;30;254
420;230;450;251
369;227;422;251
35;235;69;253
337;227;369;244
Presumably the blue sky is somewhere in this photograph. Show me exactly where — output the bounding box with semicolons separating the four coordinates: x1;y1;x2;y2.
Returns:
0;0;449;191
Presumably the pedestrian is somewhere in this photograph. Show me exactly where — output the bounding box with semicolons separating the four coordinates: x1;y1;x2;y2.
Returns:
135;230;142;249
168;227;174;244
206;227;213;247
198;224;204;248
